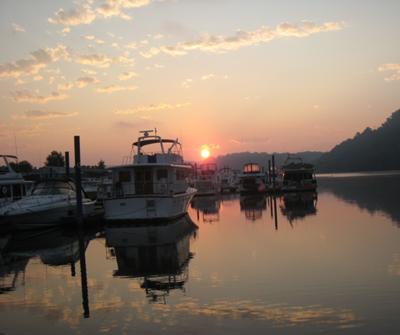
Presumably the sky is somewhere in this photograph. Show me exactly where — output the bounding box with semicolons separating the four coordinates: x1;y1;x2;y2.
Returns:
0;0;399;166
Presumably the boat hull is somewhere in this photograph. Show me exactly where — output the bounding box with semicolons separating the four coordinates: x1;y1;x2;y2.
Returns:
104;188;196;221
0;202;96;229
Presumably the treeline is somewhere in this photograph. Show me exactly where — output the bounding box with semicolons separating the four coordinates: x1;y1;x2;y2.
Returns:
316;109;400;173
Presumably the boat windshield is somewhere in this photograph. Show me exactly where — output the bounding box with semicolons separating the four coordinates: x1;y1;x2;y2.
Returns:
243;164;261;173
32;182;76;196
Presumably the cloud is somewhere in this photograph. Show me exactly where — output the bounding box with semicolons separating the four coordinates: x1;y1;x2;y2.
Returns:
0;44;69;78
15;110;78;120
48;4;96;26
181;78;193;88
75;76;99;87
201;74;215;80
11;90;68;104
141;20;344;58
75;53;134;68
118;71;138;80
97;0;150;20
114;102;190;114
49;0;151;27
378;63;400;81
96;84;137;93
12;23;25;33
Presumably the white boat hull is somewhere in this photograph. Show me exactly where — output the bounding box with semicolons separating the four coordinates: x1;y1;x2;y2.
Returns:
0;201;96;229
104;188;196;221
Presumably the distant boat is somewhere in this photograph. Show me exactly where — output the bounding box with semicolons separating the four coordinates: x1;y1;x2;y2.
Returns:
217;167;238;193
281;155;317;192
0;155;33;208
193;163;220;196
0;180;96;229
239;163;267;194
103;130;197;221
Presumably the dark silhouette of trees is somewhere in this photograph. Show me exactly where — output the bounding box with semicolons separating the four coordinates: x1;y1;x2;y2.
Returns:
97;160;106;169
45;151;65;167
316;109;400;172
9;160;34;173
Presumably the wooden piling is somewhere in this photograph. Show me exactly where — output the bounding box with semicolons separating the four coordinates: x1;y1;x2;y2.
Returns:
65;151;70;179
271;154;276;192
74;136;83;223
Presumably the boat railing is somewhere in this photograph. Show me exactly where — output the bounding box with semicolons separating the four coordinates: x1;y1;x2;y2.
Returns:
114;181;188;197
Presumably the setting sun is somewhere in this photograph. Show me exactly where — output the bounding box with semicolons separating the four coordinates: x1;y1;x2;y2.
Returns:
201;147;210;159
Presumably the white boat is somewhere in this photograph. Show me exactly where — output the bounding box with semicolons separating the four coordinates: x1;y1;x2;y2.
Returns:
0;155;33;208
238;163;267;194
0;180;96;229
281;156;317;192
193;163;220;196
103;130;197;221
217;167;238;193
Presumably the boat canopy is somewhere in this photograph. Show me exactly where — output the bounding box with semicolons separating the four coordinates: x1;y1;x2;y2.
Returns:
133;138;177;147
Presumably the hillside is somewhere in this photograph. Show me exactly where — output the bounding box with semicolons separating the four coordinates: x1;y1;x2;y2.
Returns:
316;109;400;173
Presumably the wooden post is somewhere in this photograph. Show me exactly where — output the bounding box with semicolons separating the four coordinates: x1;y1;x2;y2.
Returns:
268;160;271;185
65;151;70;179
74;136;83;223
271;154;276;192
273;196;278;230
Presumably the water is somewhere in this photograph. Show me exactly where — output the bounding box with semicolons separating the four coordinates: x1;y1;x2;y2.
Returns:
1;174;400;334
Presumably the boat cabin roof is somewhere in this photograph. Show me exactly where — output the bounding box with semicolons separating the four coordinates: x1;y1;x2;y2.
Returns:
133;138;177;147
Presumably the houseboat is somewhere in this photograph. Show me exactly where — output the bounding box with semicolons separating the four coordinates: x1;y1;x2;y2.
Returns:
193;163;220;196
238;163;267;194
103;130;197;221
0;155;32;208
281;156;317;192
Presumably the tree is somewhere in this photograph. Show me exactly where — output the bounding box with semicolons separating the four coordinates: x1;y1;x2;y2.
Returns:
9;160;34;173
97;159;106;169
45;151;65;167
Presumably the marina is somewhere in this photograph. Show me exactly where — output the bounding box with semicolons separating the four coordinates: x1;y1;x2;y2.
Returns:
1;173;400;334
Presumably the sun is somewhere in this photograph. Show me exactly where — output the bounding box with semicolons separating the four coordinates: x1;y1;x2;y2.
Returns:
201;147;210;159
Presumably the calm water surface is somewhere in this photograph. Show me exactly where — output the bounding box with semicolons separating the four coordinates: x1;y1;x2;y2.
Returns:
1;174;400;334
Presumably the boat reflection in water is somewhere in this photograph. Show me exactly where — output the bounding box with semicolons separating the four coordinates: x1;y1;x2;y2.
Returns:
105;215;198;303
240;195;267;221
279;192;318;223
190;195;221;223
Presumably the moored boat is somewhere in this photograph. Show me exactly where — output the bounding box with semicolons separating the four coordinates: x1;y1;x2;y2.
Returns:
193;163;220;196
103;130;196;221
239;163;267;194
281;156;317;192
0;180;96;229
0;155;33;208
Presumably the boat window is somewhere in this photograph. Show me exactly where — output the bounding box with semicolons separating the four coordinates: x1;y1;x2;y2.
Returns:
32;182;75;196
0;185;11;198
12;184;22;200
176;169;187;180
157;169;168;180
244;164;261;173
0;165;10;174
119;170;131;182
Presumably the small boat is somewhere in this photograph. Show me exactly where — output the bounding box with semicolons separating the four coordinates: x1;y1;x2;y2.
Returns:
238;163;267;194
0;180;96;229
217;167;238;193
0;155;33;208
103;130;197;221
193;163;220;196
281;156;317;192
